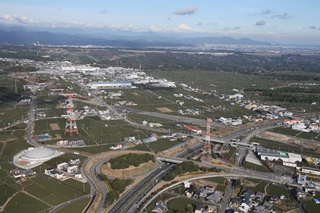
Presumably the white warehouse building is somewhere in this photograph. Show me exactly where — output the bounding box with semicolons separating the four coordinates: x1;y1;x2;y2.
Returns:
87;81;133;90
257;147;302;163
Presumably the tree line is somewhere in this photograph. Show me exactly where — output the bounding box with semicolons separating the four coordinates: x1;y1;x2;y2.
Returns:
109;153;155;169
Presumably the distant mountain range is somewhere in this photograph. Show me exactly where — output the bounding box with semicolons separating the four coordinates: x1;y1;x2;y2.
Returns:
0;26;270;47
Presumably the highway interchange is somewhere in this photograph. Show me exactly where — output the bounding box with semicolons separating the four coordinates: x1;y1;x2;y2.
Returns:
23;77;305;213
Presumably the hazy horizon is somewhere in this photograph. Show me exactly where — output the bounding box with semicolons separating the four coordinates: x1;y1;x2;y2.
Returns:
1;0;320;46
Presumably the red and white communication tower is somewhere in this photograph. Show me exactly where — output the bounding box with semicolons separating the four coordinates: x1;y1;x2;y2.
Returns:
201;118;212;162
64;95;78;135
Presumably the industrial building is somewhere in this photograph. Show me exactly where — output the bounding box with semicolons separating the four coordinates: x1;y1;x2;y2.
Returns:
256;146;302;163
301;167;320;176
87;81;133;90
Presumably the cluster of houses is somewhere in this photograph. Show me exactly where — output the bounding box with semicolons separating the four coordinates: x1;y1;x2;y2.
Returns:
56;139;86;147
207;88;294;124
114;100;137;106
10;168;36;180
178;108;202;115
18;94;32;105
217;117;243;126
184;185;224;204
226;189;288;213
284;116;320;133
44;158;84;182
183;125;203;135
110;143;123;150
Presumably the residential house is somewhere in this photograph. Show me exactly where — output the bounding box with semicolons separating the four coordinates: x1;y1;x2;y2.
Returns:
44;168;54;174
225;209;235;213
292;123;310;132
183;181;191;188
261;202;273;211
185;188;194;198
241;189;255;198
110;143;123;150
57;162;68;170
69;158;81;165
74;173;83;179
21;169;36;177
304;186;316;196
266;195;279;204
10;168;22;179
253;205;268;212
151;200;168;213
204;205;217;213
204;185;214;193
229;197;242;208
67;165;79;173
194;205;204;213
293;187;308;199
196;187;207;199
253;192;265;205
206;191;223;203
284;119;300;125
239;196;250;213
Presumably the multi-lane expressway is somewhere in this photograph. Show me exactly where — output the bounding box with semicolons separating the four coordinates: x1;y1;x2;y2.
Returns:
66;115;288;213
88;150;295;213
27;90;290;213
26;77;298;213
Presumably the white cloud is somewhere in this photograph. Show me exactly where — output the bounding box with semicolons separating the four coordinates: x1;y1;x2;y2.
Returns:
0;14;35;25
148;25;165;32
178;24;191;30
176;24;196;31
148;24;200;33
173;6;198;15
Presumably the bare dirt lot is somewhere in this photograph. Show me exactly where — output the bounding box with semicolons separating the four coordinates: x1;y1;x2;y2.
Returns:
55;134;62;139
156;107;173;113
50;123;60;130
260;131;318;150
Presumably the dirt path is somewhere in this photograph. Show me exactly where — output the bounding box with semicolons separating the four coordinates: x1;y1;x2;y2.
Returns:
259;131;318;150
22;190;52;207
0;191;20;212
264;183;269;195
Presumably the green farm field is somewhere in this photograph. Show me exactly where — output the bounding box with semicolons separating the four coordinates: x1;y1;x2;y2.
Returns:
24;175;89;206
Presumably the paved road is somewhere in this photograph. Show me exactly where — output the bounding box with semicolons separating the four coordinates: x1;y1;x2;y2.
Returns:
219;180;233;213
115;105;225;129
83;120;290;213
108;163;170;213
26;95;39;147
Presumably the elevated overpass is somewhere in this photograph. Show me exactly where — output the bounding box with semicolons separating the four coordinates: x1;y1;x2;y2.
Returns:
156;157;183;164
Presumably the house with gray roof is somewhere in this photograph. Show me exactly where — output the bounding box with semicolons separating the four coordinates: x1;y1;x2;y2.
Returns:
151;200;168;213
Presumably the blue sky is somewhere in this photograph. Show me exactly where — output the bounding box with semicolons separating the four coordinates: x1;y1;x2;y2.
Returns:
0;0;319;45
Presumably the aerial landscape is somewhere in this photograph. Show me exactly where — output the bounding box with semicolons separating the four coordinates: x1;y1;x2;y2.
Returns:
1;1;320;213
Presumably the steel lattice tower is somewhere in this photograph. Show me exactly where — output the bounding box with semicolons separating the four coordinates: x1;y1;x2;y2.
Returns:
64;95;78;135
201;118;212;162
